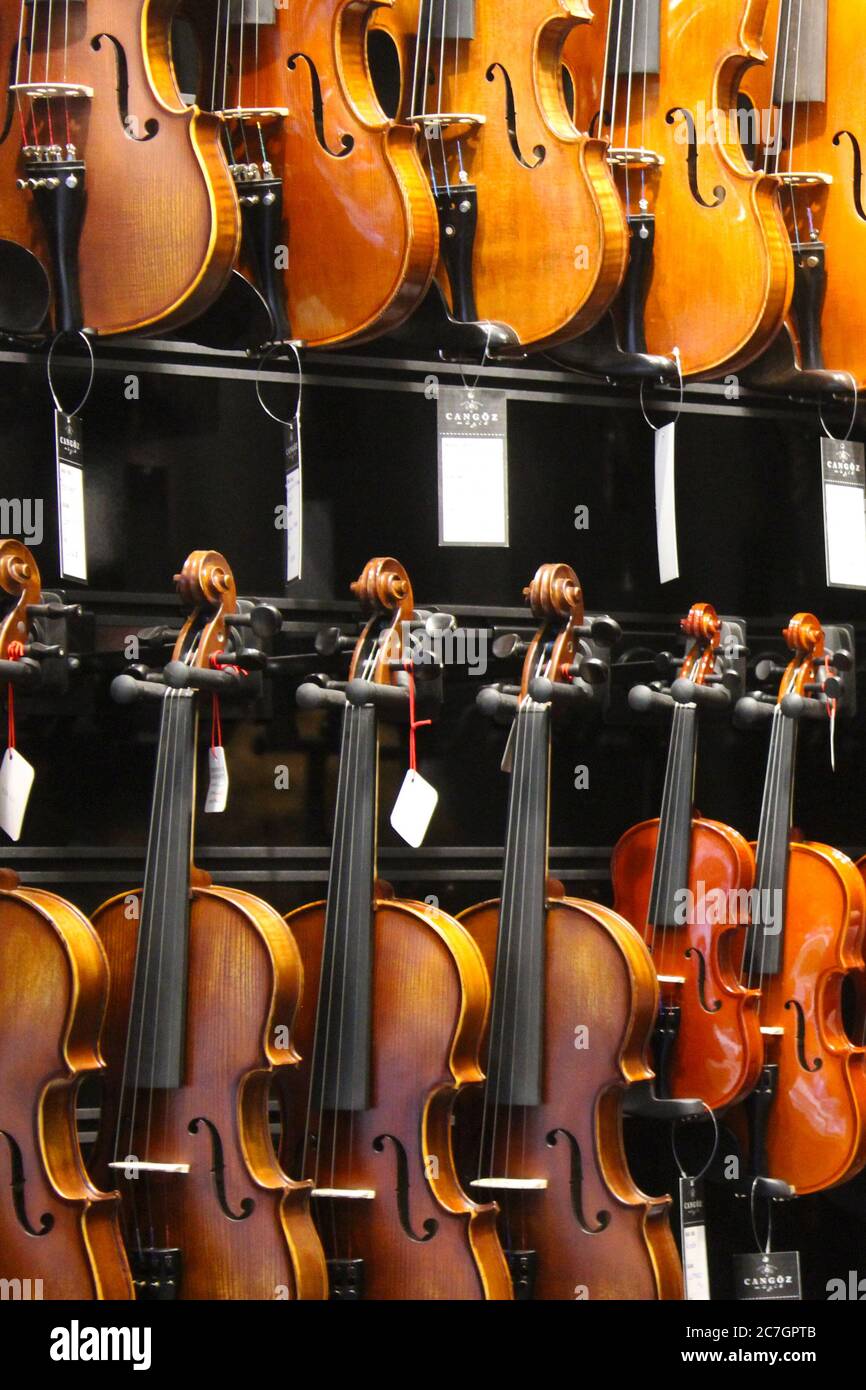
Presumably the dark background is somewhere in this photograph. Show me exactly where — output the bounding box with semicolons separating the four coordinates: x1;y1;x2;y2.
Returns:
2;331;866;1301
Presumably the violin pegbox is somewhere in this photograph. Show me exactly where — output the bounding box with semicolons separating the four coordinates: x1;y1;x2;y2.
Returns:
627;604;746;718
736;614;856;728
0;538;83;696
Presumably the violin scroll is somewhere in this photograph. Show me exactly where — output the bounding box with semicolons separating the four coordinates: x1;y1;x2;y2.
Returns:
172;550;239;670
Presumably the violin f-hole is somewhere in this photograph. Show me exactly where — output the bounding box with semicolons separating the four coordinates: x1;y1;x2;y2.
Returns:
1;39;22;146
832;131;866;223
684;946;721;1014
486;63;546;170
546;1128;610;1235
372;1134;438;1243
91;35;159;142
188;1117;256;1222
784;1000;823;1074
0;1130;54;1237
665;108;726;209
286;54;355;159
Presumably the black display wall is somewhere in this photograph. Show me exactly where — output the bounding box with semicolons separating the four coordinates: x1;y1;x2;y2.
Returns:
1;333;865;1301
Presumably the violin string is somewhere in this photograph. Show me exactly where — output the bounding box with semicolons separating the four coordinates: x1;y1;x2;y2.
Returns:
772;0;794;178
26;0;38;144
43;0;54;146
785;0;805;244
639;0;650;203
753;709;785;1009
621;0;639;214
657;701;686;975
453;0;466;181
14;2;31;148
436;0;450;196
764;0;786;175
598;0;616;146
607;0;627;192
211;0;222;114
222;0;232;114
409;0;424;118
417;0;440;194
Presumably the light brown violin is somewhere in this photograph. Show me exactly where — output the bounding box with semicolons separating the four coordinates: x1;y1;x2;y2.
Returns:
612;604;762;1112
179;0;438;346
89;552;328;1299
375;0;629;349
0;538;134;1299
458;564;682;1300
730;614;866;1195
560;0;792;378
0;1;240;336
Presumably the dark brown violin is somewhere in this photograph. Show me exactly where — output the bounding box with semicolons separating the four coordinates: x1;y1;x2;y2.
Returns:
89;552;328;1299
281;557;513;1300
459;564;682;1300
0;2;240;336
730;614;866;1195
613;604;762;1112
0;539;133;1299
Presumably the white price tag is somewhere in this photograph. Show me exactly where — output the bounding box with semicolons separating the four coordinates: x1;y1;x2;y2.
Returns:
205;746;229;814
655;421;679;584
679;1176;711;1301
55;410;88;582
390;769;439;848
821;439;866;588
0;747;35;841
284;418;302;584
438;388;508;547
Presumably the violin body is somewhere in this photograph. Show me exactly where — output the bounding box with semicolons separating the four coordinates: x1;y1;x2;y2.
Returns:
459;892;682;1300
743;0;866;385
379;0;628;348
0;1;239;335
735;841;866;1195
563;0;792;377
280;896;513;1300
0;873;133;1299
185;0;438;346
613;817;762;1111
90;883;328;1300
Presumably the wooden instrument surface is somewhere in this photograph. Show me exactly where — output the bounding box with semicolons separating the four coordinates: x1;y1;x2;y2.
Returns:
0;0;240;334
563;0;792;377
378;0;629;348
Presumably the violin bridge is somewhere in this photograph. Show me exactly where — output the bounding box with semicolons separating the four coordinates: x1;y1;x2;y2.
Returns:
108;1161;191;1175
10;82;93;101
607;147;665;170
312;1187;376;1200
778;171;833;188
657;974;686;985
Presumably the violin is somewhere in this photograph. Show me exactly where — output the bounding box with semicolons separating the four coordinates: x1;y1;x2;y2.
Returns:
730;614;866;1195
0;1;240;336
559;0;792;378
179;0;438;347
740;1;862;391
459;564;682;1300
0;539;134;1299
89;552;328;1299
374;0;629;349
281;557;513;1300
612;604;762;1112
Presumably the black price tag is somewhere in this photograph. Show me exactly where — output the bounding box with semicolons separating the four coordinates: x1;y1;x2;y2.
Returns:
54;410;88;582
283;418;302;584
733;1250;802;1301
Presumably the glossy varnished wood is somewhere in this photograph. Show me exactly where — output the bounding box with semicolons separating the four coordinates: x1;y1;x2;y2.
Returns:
0;883;134;1299
90;886;328;1299
280;897;513;1300
0;0;240;334
379;0;629;348
459;895;683;1300
564;0;792;377
731;843;866;1195
613;816;763;1111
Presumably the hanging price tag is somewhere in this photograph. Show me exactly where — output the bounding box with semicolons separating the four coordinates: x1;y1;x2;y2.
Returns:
0;747;35;842
438;387;508;547
205;746;229;814
733;1250;802;1301
55;410;88;582
821;437;866;589
679;1177;711;1301
655;420;679;584
283;417;303;585
390;768;439;848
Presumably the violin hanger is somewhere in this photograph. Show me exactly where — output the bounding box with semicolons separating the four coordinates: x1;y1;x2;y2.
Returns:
383;279;520;365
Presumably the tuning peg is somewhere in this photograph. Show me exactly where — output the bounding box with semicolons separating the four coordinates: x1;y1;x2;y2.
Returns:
136;625;182;651
23;642;64;659
214;647;269;672
419;611;457;637
315;626;357;657
588;615;622;646
655;651;682;675
827;648;853;673
225;603;283;640
575;657;609;685
492;633;529;660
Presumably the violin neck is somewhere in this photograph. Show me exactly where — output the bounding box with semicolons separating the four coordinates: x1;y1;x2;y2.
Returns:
125;690;198;1091
487;703;550;1110
311;702;378;1113
604;0;661;82
749;708;798;979
648;702;698;928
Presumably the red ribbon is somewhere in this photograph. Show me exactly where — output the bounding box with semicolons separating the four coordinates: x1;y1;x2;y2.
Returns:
404;660;431;773
5;641;24;752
